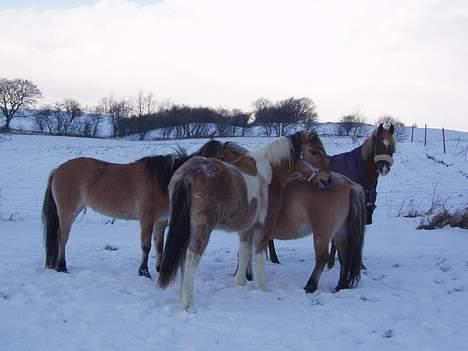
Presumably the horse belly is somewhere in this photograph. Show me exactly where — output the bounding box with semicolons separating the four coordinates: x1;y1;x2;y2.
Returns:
85;199;139;220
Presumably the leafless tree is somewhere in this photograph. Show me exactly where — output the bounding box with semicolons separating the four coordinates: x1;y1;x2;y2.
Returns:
253;97;317;136
98;96;132;137
0;78;42;130
35;99;83;135
336;113;367;137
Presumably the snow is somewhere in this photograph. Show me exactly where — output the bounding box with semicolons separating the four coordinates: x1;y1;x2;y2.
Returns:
0;132;467;350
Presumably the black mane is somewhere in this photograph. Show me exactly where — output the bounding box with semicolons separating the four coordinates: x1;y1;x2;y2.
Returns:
139;140;225;190
138;148;190;190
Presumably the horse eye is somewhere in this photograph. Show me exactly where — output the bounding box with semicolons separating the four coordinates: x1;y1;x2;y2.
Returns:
309;150;318;156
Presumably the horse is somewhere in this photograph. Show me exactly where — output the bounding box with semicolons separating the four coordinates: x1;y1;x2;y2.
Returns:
267;123;396;266
327;122;395;268
227;144;365;292
42;139;225;278
157;131;330;310
268;160;366;293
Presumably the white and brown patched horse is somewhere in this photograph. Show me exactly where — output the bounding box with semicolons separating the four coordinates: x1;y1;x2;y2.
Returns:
157;131;330;310
227;144;366;293
267;123;396;266
42;140;225;277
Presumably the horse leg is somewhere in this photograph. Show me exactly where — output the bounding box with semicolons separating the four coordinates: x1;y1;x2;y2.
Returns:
56;221;72;273
253;228;269;291
55;206;82;272
138;217;154;278
268;240;281;264
153;220;167;273
235;230;253;286
327;240;337;269
180;223;211;312
334;234;348;291
304;234;330;293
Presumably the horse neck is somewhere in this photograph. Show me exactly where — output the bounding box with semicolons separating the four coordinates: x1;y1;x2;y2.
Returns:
361;136;379;186
270;159;295;190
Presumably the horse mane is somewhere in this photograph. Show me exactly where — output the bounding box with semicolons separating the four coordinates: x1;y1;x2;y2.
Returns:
138;140;225;190
252;137;295;167
138;147;190;190
361;132;375;161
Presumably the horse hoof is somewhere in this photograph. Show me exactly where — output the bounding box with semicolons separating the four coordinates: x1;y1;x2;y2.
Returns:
304;283;317;294
138;267;152;279
246;271;253;281
56;260;68;273
327;262;334;270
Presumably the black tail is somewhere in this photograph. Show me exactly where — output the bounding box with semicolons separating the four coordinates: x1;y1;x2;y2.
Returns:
342;185;366;288
158;179;192;288
42;171;59;269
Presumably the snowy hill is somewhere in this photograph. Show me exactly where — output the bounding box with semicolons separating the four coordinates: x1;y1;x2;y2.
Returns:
0;132;467;350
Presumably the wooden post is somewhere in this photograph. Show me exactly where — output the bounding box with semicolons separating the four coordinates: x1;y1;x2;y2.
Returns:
442;128;446;154
411;124;414;142
424;124;427;147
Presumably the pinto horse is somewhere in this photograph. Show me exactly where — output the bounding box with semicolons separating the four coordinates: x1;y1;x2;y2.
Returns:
267;123;396;265
158;131;330;310
42;140;225;277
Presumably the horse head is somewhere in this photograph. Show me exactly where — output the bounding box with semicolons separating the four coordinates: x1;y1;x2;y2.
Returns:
372;123;396;176
289;130;332;186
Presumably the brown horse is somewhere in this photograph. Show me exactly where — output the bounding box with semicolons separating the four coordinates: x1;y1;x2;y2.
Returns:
267;123;396;266
158;131;330;310
267;161;366;292
227;144;365;293
42;140;225;277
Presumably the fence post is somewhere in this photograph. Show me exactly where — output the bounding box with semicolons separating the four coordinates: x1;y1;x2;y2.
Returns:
442;127;446;154
411;124;414;142
424;124;427;147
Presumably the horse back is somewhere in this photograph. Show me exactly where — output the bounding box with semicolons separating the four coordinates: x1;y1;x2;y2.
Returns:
169;157;260;232
52;157;164;220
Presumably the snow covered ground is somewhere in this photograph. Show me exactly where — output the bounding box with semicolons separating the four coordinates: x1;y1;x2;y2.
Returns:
0;132;467;350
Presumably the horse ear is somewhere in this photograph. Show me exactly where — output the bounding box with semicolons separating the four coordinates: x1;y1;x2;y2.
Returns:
377;124;384;135
389;124;395;135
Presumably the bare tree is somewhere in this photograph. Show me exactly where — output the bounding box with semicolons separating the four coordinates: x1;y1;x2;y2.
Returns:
60;99;82;135
34;99;83;135
144;92;156;115
253;97;317;136
337;113;367;137
98;96;132;137
0;78;42;131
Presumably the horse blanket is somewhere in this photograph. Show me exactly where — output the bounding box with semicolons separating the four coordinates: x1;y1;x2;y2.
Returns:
330;145;377;224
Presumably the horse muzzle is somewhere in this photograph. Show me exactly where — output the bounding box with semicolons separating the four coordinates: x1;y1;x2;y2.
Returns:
374;154;393;176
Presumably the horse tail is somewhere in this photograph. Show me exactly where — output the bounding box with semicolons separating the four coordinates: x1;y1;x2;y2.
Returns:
158;179;192;288
42;170;59;269
343;184;366;288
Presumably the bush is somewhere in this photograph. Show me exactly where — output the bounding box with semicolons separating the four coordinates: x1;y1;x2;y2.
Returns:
417;208;468;230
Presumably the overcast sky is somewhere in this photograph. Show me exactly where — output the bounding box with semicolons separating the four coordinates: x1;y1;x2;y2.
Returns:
1;0;467;131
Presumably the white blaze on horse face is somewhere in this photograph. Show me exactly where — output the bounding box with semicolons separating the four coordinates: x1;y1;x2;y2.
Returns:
380;164;390;176
383;138;390;148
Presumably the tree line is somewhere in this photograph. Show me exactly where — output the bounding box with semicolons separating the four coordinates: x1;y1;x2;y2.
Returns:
0;77;406;139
